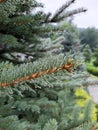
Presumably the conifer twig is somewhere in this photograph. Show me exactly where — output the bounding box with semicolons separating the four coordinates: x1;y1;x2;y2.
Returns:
0;59;73;87
52;0;76;21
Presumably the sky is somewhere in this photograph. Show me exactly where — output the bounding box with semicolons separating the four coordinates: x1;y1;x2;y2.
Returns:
38;0;98;28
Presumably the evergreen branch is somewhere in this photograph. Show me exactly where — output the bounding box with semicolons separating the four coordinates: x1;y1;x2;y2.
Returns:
52;0;76;21
44;12;52;23
43;119;58;130
39;36;64;53
0;61;13;72
0;54;26;64
37;25;64;33
8;15;34;26
0;58;73;87
30;0;43;8
0;0;21;17
51;8;87;22
0;34;22;48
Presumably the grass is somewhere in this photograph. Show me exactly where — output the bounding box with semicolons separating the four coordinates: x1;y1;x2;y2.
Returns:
86;58;98;76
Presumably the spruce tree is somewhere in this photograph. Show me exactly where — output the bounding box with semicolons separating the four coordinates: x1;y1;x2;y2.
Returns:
83;44;92;62
0;0;97;130
93;44;98;66
60;22;80;52
0;0;86;63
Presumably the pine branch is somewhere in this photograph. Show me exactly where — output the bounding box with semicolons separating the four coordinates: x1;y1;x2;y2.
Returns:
52;0;76;21
0;58;73;87
51;8;87;22
0;61;13;72
44;12;52;23
8;15;34;26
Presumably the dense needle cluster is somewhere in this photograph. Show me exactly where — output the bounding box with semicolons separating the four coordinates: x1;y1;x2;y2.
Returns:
0;59;73;87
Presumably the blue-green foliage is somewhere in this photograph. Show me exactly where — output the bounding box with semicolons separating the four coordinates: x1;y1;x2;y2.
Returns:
0;0;96;130
0;55;97;130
